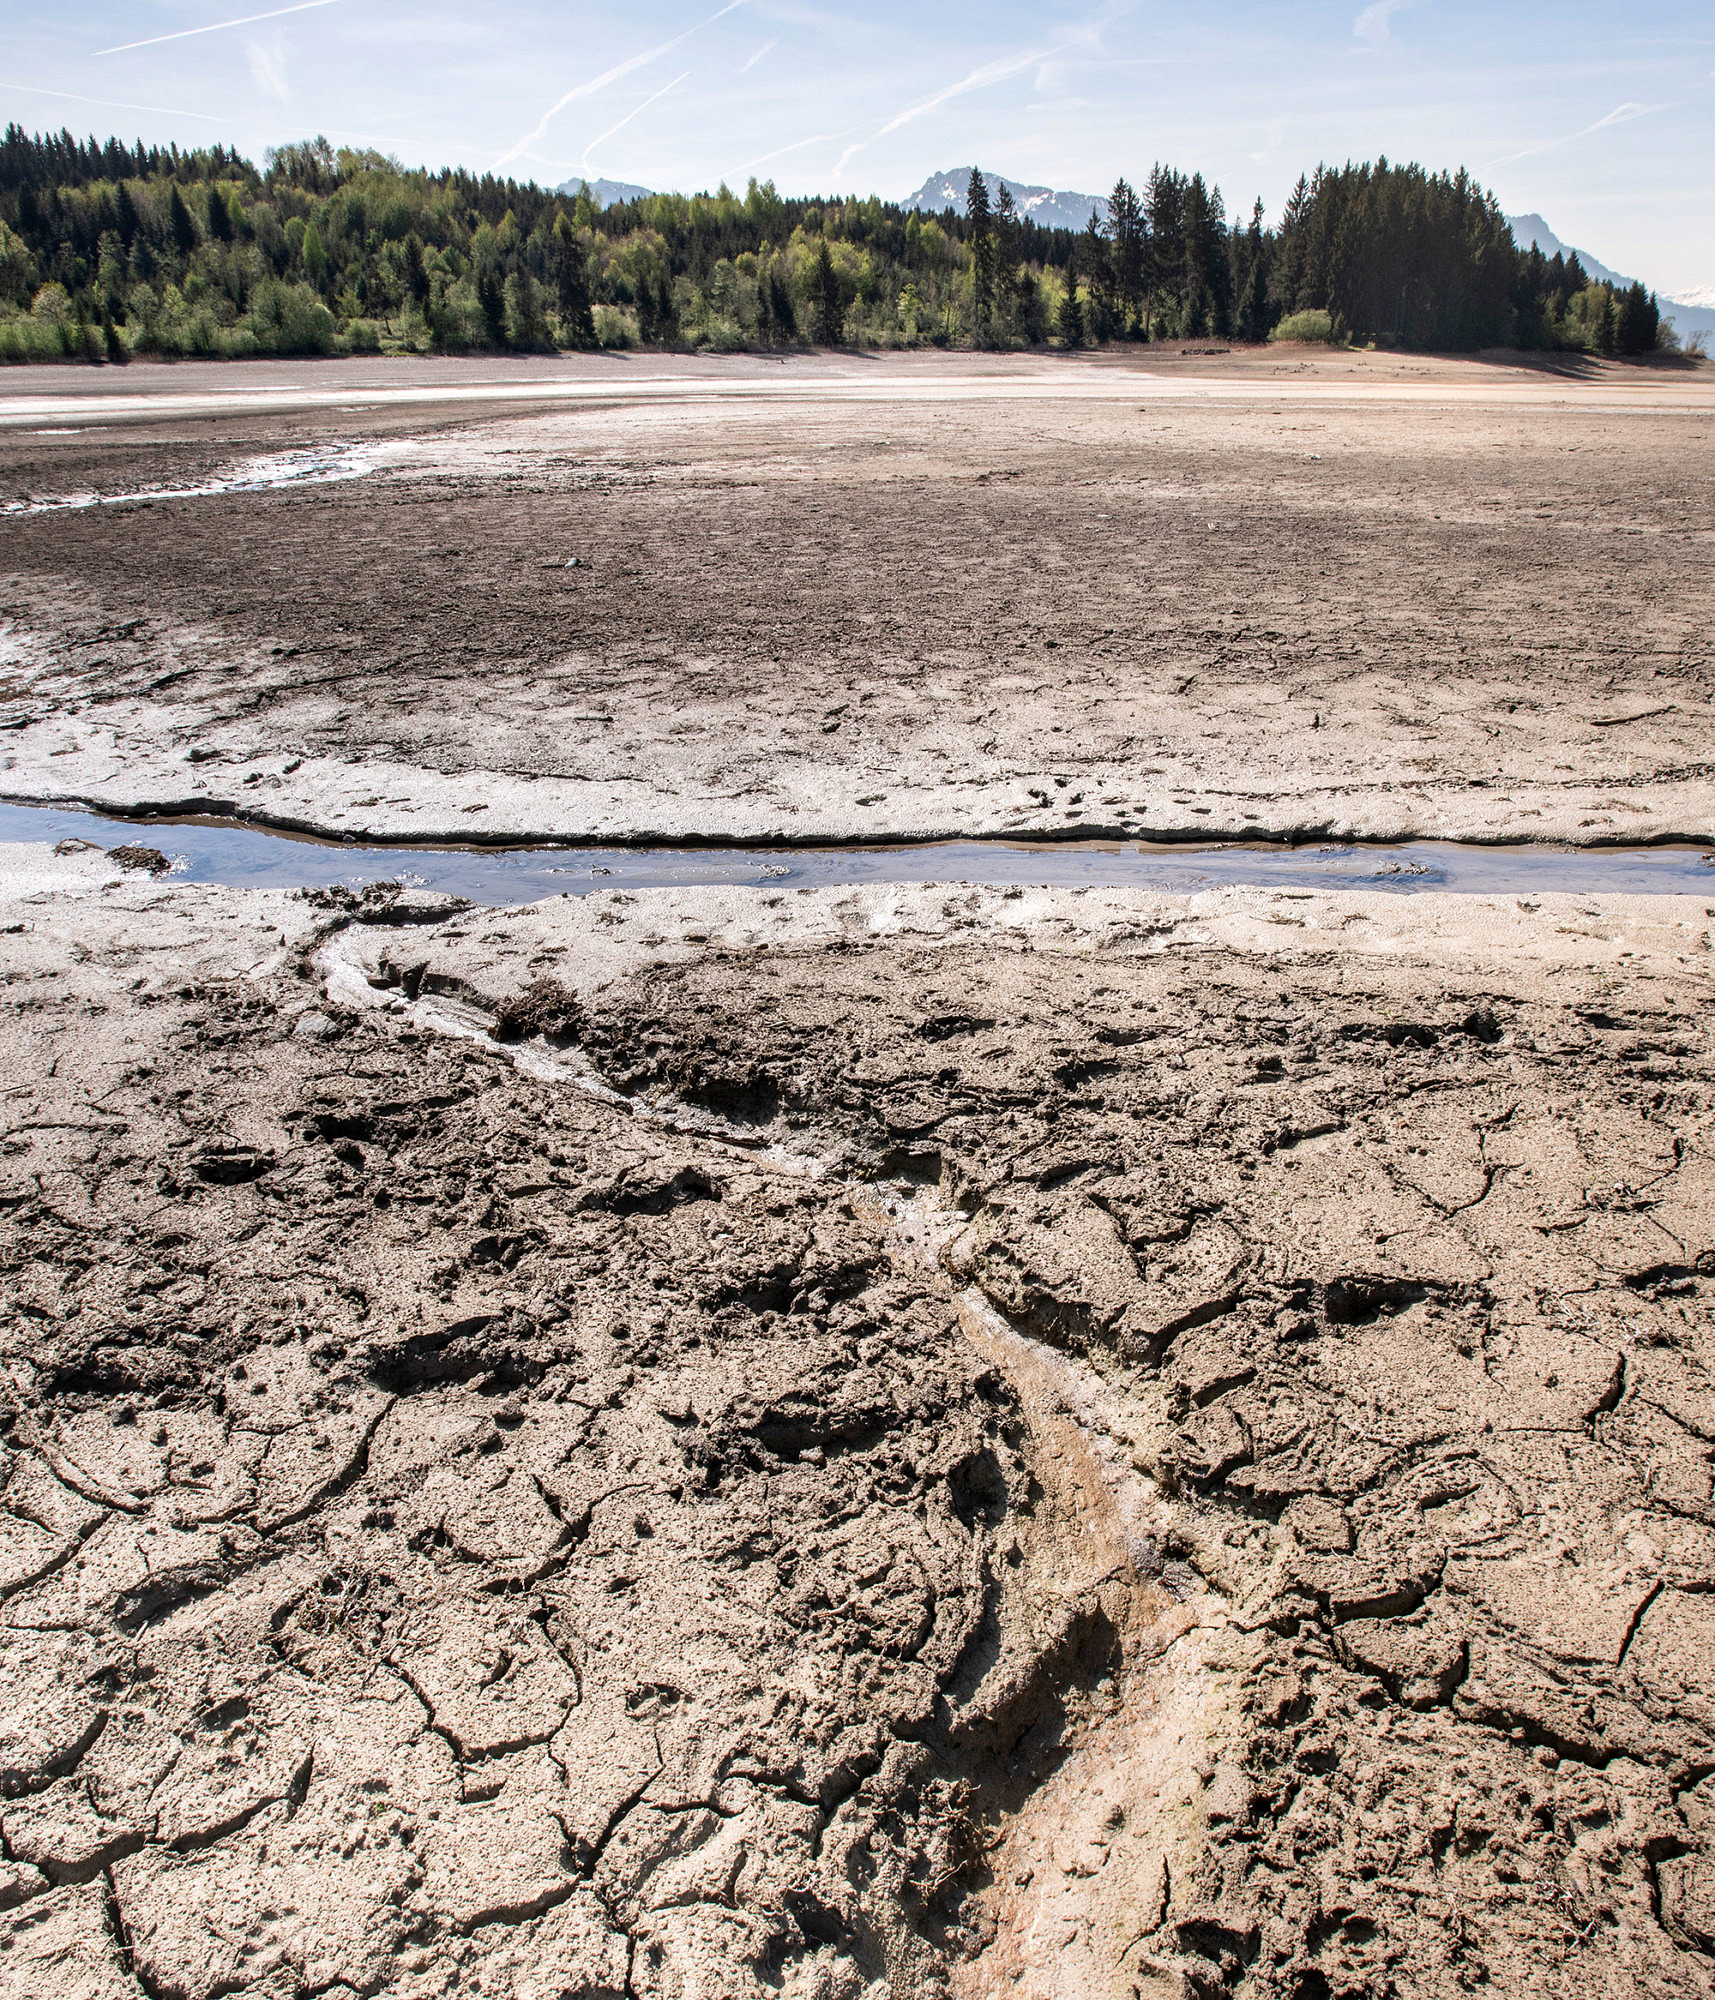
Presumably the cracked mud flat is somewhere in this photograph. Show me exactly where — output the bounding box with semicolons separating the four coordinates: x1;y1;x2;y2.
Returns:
2;349;1713;848
3;844;1715;1997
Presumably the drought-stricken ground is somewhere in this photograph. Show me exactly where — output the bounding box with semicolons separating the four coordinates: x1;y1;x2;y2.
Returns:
3;352;1715;2000
1;349;1713;848
3;845;1714;1999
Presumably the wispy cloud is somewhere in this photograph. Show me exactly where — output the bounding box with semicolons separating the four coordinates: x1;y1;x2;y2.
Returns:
826;0;1128;181
4;80;223;121
247;41;291;101
1354;0;1408;49
741;39;778;71
831;40;1058;179
94;0;340;58
741;127;851;172
1495;98;1663;165
494;0;744;172
579;71;690;177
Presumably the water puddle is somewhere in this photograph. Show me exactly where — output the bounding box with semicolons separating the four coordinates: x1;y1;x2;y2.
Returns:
4;796;1712;901
1;440;412;515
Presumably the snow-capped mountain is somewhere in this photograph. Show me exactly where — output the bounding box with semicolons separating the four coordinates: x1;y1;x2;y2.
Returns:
556;177;654;207
903;169;1106;235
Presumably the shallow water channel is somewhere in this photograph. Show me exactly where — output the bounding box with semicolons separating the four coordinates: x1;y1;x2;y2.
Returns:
3;797;1712;903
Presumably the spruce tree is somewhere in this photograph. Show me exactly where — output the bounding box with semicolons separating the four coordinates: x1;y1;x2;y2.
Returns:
812;239;843;345
768;262;797;341
1057;256;1083;347
477;267;507;347
115;180;137;248
1108;178;1145;334
404;232;430;306
993;181;1020;332
167;183;196;254
205;184;233;242
1081;212;1111;339
550;214;594;344
966;167;996;334
654;272;680;345
1615;281;1657;356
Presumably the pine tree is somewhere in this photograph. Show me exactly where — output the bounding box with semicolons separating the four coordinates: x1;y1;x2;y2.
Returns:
966;167;996;334
1081;212;1111;340
1108;178;1145;335
167;183;196;254
992;181;1018;331
550;214;594;344
812;239;843;345
653;272;679;345
477;267;507;347
1615;280;1657;356
767;260;797;342
1235;197;1269;342
404;232;430;306
1237;255;1268;343
1057;256;1083;347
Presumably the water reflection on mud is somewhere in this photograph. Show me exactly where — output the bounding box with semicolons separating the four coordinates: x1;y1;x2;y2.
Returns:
5;798;1711;903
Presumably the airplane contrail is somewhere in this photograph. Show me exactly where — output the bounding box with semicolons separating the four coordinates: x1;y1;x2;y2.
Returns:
95;0;341;58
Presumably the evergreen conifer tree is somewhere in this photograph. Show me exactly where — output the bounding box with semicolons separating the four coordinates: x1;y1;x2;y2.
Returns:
653;272;680;345
404;232;430;305
205;184;233;242
767;260;797;342
115;180;138;248
812;239;843;344
1107;178;1145;335
167;183;196;254
550;213;595;344
1615;281;1658;355
1057;256;1083;347
477;267;507;347
1081;212;1112;339
966;167;996;333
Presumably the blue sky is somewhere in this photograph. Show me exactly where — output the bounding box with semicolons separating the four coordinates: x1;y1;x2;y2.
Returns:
7;1;1712;295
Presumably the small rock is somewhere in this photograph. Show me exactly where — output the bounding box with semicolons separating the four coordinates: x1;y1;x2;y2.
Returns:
293;1011;339;1042
0;1860;47;1910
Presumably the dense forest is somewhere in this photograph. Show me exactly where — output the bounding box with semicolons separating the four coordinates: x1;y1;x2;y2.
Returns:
0;124;1680;362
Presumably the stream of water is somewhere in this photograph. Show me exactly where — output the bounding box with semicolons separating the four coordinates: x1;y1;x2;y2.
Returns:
4;797;1711;903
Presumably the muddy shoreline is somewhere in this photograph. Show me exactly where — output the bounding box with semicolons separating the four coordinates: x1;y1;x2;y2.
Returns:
4;349;1713;853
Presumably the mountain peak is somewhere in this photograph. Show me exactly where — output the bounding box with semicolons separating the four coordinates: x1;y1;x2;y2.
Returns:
555;176;654;208
902;168;1106;235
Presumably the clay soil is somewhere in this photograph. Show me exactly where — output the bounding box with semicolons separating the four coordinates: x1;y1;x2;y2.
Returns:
1;353;1714;2000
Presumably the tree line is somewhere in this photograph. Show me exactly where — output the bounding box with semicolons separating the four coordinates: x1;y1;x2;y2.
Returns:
0;125;1678;362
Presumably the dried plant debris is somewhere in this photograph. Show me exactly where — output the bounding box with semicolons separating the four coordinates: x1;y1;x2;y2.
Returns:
1;874;1713;1999
103;845;170;876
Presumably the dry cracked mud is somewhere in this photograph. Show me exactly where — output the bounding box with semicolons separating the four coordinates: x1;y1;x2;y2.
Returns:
3;845;1715;1999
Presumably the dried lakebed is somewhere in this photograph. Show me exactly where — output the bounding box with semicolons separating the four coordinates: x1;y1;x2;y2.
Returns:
5;797;1715;901
2;846;1714;1999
